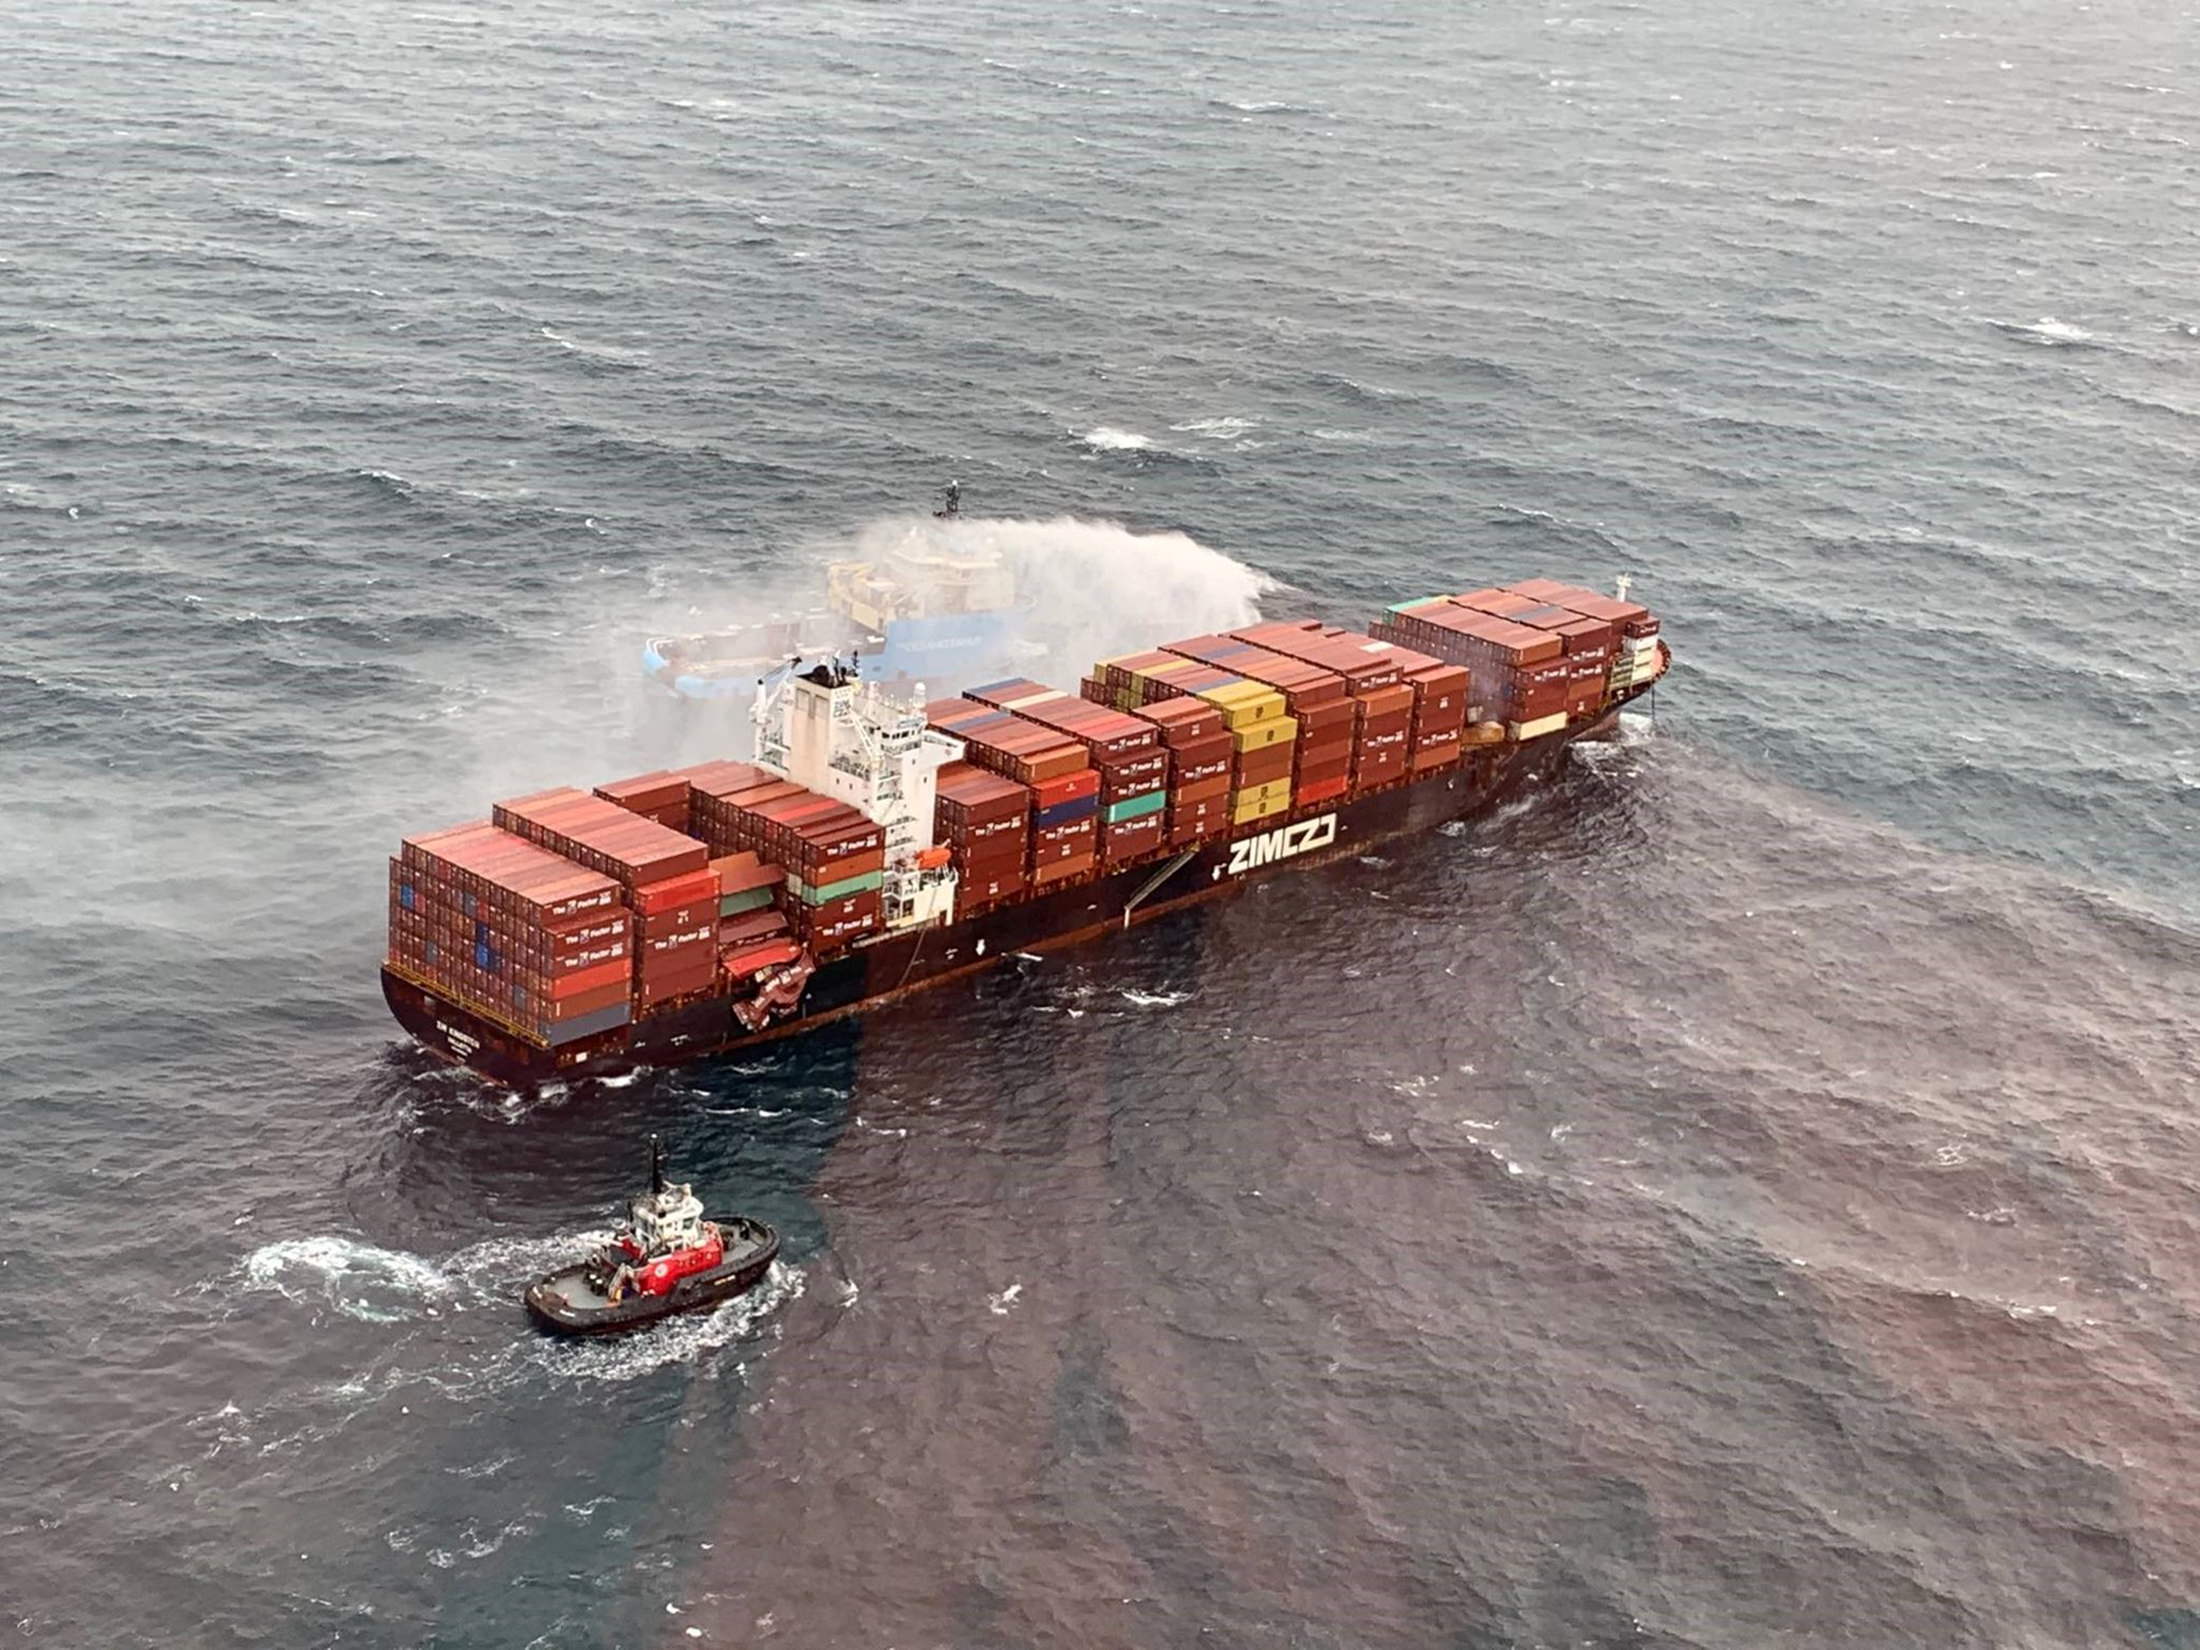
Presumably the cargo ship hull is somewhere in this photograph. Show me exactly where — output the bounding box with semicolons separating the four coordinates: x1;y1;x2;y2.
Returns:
381;710;1618;1088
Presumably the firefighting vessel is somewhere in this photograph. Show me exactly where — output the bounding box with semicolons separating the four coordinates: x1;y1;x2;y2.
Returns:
525;1138;779;1335
643;484;1032;702
384;576;1669;1088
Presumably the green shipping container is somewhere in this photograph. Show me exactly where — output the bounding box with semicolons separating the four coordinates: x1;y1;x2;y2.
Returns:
1104;790;1167;824
789;867;886;905
718;887;775;918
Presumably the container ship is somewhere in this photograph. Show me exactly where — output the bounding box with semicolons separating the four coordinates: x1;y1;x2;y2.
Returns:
384;580;1670;1087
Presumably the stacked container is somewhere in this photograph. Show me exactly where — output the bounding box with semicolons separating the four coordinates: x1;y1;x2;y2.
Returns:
490;788;719;1008
1374;602;1571;740
733;794;885;954
1499;580;1661;698
1401;659;1470;771
933;760;1033;911
592;770;693;831
1232;624;1416;796
1160;634;1358;809
388;822;633;1046
1127;697;1234;844
965;678;1169;867
927;699;1098;885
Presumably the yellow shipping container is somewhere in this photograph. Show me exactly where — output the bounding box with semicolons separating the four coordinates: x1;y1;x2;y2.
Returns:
1230;716;1298;752
1196;681;1286;727
1231;792;1291;825
1128;657;1199;686
1230;778;1291;808
1508;712;1568;740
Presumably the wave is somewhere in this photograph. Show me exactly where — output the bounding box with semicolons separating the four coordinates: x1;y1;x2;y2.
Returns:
539;326;650;371
1169;416;1260;442
1985;315;2099;348
1076;425;1153;452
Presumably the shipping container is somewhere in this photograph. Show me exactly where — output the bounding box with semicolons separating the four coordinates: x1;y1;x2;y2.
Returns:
491;788;710;887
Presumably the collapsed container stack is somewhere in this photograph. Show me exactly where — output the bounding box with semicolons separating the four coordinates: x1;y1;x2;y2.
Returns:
388;823;634;1046
965;678;1170;867
707;849;801;981
685;766;888;953
491;789;719;1010
925;699;1098;886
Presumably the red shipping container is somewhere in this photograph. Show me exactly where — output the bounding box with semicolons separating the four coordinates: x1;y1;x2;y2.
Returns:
1296;775;1351;807
637;896;718;937
1172;773;1231;807
551;957;631;1000
1127;697;1228;743
1033;851;1096;886
1031;767;1101;808
638;971;716;1011
545;980;631;1020
633;866;720;914
718;909;792;949
1030;816;1098;861
1096;749;1169;799
1296;699;1357;740
1099;811;1166;863
958;864;1029;904
1168;807;1228;846
722;940;804;980
1170;735;1234;788
640;924;714;964
1234;743;1295;788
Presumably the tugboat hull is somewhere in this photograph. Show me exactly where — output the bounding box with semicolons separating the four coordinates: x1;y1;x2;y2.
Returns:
524;1221;781;1336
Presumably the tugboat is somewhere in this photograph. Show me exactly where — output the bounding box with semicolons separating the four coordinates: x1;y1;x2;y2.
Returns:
524;1138;779;1336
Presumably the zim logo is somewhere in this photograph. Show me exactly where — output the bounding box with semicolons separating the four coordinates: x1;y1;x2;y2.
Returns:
1222;813;1338;878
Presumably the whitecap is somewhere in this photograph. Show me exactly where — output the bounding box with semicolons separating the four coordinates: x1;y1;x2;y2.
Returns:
1078;425;1153;451
1986;315;2097;347
1169;416;1259;440
1119;988;1191;1008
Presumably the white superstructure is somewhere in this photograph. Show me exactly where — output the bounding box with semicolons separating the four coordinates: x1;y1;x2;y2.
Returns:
752;660;964;930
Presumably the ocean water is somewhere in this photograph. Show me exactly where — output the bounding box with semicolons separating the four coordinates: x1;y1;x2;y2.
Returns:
3;0;2198;1644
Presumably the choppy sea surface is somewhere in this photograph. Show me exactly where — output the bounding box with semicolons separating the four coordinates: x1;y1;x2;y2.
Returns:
4;0;2198;1644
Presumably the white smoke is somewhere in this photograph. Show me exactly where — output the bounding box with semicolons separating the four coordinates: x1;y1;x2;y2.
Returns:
818;511;1276;687
435;512;1279;824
